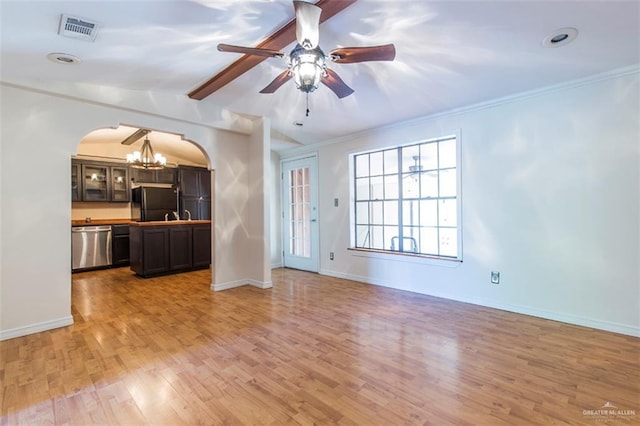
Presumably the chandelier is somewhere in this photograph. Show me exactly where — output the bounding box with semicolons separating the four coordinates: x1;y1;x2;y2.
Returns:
126;136;166;170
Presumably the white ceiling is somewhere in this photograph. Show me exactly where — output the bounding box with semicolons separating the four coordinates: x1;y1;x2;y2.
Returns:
1;0;638;150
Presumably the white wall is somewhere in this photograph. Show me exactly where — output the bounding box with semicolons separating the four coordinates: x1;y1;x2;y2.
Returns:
247;118;272;287
0;84;265;339
71;202;132;221
282;69;640;336
270;151;282;268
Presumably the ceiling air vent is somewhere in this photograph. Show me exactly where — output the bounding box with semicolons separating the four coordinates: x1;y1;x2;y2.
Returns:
58;14;100;42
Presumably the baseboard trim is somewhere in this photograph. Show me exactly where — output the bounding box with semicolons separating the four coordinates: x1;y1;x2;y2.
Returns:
211;279;273;291
248;279;273;289
211;280;246;291
271;262;283;269
319;269;640;337
0;316;74;341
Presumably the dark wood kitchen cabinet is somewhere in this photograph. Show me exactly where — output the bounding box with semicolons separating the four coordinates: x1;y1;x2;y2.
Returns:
179;166;210;197
110;166;130;202
169;227;193;271
73;159;130;202
71;162;81;201
130;168;154;184
111;224;130;267
178;166;211;220
129;222;211;277
192;224;212;268
81;163;109;201
130;226;170;276
180;196;211;222
130;167;177;185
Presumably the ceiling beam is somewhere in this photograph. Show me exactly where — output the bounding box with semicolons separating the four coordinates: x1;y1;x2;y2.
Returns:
187;0;357;101
120;128;149;145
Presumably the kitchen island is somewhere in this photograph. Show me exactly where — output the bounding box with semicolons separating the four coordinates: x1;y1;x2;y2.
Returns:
129;220;211;277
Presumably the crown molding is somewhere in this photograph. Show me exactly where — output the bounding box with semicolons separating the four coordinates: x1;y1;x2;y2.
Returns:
279;64;640;157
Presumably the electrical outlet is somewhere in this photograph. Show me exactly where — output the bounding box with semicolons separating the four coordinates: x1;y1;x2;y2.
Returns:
334;198;339;207
329;252;334;260
491;271;500;284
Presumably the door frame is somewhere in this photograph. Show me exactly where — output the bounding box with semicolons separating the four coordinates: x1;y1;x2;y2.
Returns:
281;154;319;272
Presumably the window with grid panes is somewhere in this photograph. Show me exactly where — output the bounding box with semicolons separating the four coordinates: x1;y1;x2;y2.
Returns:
352;135;460;259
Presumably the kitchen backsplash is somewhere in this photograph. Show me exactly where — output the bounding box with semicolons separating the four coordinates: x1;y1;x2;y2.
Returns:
72;202;131;221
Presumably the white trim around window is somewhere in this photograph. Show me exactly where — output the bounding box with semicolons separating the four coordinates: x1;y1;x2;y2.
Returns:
349;131;462;263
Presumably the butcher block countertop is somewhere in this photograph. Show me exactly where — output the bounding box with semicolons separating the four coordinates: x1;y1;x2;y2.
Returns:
71;218;133;227
129;220;211;227
72;219;211;227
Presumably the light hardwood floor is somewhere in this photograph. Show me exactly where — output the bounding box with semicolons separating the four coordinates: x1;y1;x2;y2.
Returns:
1;267;638;425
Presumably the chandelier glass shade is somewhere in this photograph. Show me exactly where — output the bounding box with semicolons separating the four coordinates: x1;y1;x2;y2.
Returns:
126;137;166;170
290;45;326;93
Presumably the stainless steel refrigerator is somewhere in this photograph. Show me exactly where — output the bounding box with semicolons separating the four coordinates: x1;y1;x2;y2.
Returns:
131;186;178;222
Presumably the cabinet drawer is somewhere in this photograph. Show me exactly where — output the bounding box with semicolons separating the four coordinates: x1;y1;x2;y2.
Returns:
112;224;130;235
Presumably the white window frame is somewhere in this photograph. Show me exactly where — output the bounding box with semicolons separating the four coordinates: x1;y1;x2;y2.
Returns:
349;132;463;263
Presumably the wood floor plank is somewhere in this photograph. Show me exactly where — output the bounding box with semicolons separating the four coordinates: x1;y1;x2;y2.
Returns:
1;267;639;425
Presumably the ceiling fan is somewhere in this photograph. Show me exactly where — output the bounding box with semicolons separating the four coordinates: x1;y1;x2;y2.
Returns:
189;0;395;101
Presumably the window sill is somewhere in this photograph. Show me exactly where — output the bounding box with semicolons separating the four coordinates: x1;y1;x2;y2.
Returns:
348;248;462;268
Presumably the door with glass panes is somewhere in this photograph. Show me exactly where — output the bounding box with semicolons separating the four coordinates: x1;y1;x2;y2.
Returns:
282;156;319;272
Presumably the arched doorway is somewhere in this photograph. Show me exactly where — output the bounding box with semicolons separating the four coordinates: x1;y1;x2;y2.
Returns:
77;125;209;169
71;124;212;281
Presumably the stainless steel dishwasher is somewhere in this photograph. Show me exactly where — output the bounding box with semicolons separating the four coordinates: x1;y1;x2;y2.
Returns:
72;225;112;271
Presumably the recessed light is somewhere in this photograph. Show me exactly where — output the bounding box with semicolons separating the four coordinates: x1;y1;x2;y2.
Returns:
550;34;569;43
543;27;578;48
47;52;81;64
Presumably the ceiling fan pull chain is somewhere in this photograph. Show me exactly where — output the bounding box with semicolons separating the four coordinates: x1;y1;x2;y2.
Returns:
306;92;310;117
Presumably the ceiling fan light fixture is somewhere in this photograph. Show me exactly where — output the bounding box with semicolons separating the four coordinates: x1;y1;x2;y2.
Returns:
204;1;394;101
409;156;423;173
290;45;326;93
126;136;166;170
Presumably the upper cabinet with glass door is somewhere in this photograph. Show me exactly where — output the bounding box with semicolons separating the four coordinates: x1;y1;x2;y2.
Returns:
111;166;130;202
71;161;82;201
82;163;109;201
73;159;130;202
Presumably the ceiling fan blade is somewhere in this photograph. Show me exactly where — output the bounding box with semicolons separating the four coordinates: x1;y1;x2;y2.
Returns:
188;0;356;100
330;44;396;64
294;1;322;49
259;70;293;94
321;69;354;99
217;43;284;58
121;129;149;145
